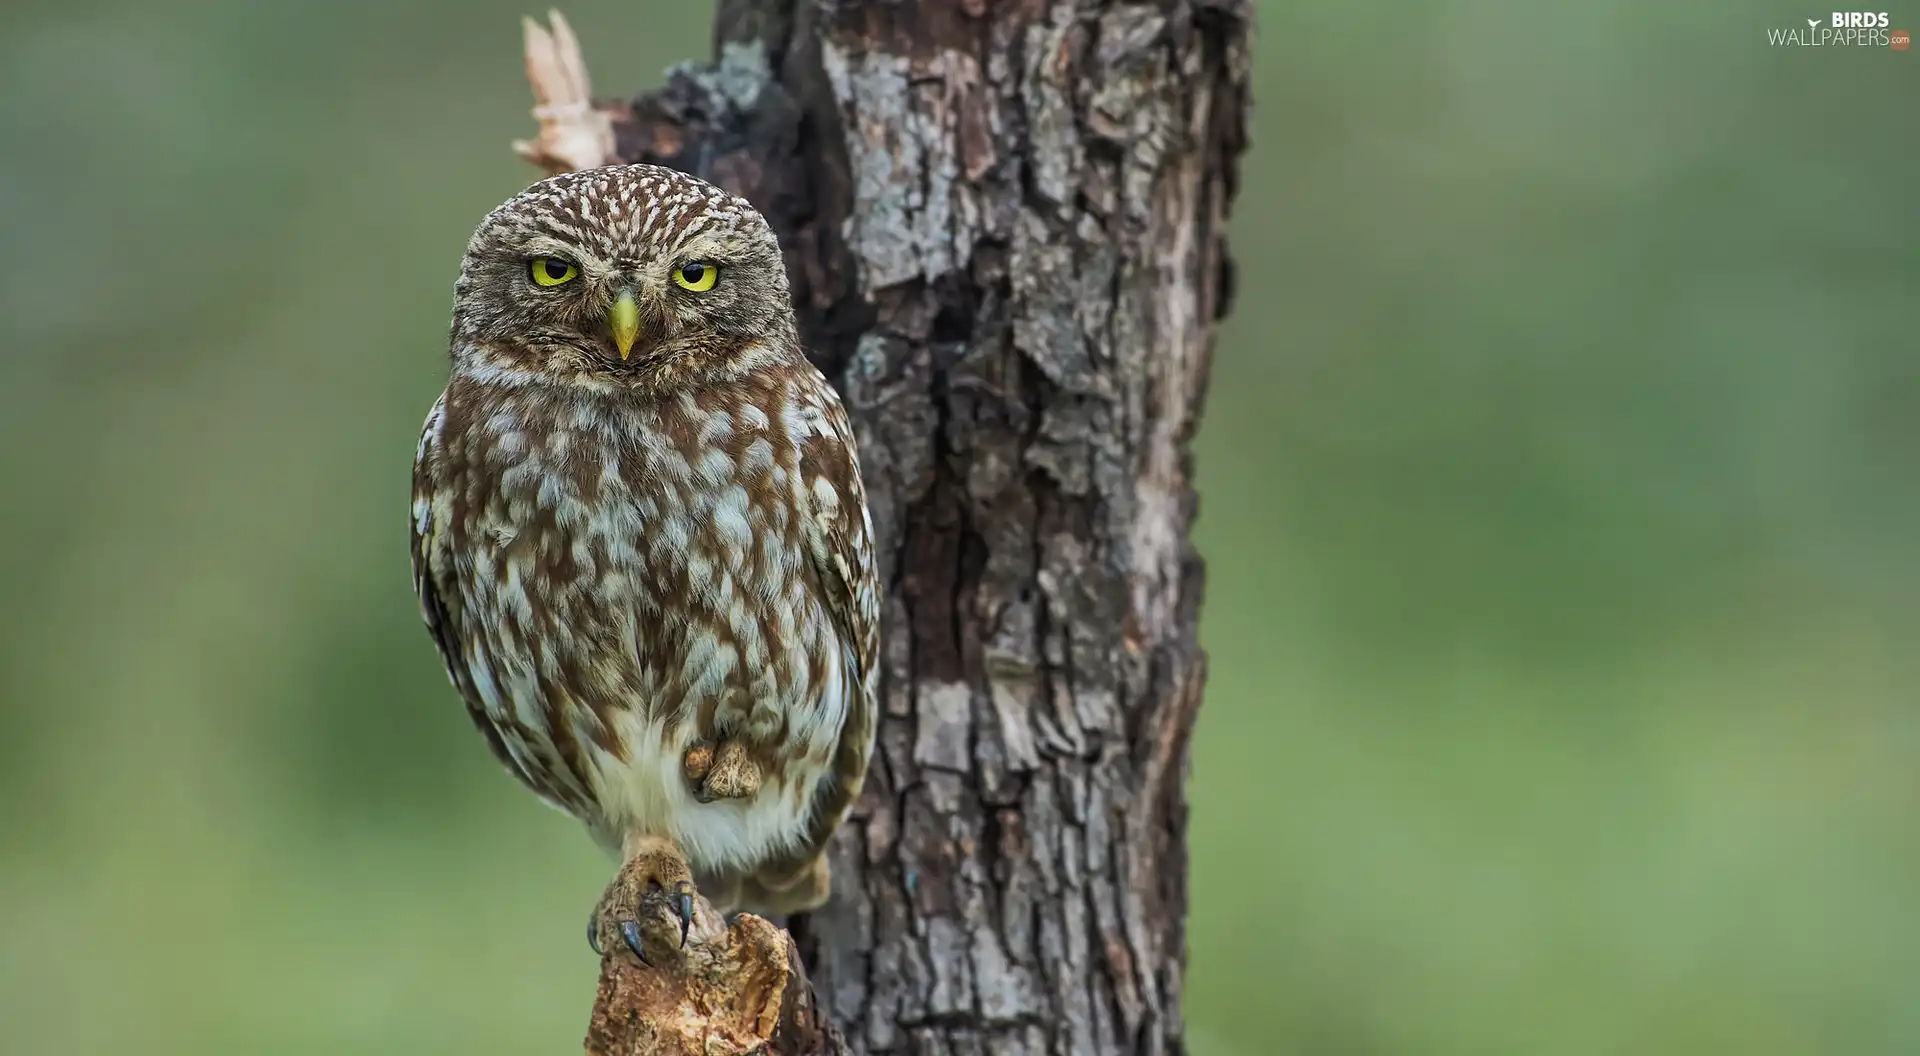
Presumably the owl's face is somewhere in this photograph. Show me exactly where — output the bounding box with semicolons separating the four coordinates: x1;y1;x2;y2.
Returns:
450;164;793;386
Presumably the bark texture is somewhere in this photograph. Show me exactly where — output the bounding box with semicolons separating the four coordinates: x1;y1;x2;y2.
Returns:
516;2;1250;1051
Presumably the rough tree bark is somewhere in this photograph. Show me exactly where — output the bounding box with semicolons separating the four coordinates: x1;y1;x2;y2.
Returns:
513;3;1249;1052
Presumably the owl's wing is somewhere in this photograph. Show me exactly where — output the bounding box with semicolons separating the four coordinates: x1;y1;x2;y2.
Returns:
409;392;560;804
779;376;881;879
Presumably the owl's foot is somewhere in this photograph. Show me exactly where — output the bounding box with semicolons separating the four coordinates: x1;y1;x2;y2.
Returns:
683;739;762;802
589;835;697;967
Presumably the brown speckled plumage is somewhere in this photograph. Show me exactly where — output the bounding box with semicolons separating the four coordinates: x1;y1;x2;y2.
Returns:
410;165;877;938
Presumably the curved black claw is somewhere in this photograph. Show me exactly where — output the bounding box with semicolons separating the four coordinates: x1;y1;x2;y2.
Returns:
587;915;603;955
620;920;649;966
677;888;694;947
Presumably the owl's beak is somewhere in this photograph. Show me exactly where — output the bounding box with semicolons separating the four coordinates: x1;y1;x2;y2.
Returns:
609;289;640;361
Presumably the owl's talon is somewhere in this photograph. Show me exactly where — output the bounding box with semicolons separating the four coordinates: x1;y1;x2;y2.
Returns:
587;914;603;955
593;835;699;968
619;920;648;965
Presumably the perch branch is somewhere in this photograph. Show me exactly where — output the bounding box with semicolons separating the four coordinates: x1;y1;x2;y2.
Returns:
580;890;843;1055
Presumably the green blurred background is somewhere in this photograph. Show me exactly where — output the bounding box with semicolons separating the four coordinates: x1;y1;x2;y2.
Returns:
1;1;1914;1052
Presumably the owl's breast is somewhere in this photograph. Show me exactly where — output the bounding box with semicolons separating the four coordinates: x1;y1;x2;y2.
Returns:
439;380;854;875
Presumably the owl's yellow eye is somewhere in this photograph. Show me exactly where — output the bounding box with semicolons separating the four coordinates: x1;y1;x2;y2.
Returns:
529;257;577;287
672;261;718;292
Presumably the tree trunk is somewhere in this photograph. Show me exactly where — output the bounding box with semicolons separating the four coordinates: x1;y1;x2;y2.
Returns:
515;2;1250;1052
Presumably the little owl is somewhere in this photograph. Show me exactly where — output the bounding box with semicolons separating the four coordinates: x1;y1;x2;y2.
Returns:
409;164;878;963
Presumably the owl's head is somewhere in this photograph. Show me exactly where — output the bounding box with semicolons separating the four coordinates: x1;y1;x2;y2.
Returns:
450;164;794;387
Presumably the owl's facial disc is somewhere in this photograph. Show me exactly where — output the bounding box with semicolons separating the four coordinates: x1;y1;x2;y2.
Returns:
609;289;640;360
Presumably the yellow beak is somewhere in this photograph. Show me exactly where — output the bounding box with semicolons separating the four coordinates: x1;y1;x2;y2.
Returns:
609;290;640;361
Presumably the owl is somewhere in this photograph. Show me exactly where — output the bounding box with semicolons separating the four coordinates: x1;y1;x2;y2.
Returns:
409;164;879;964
